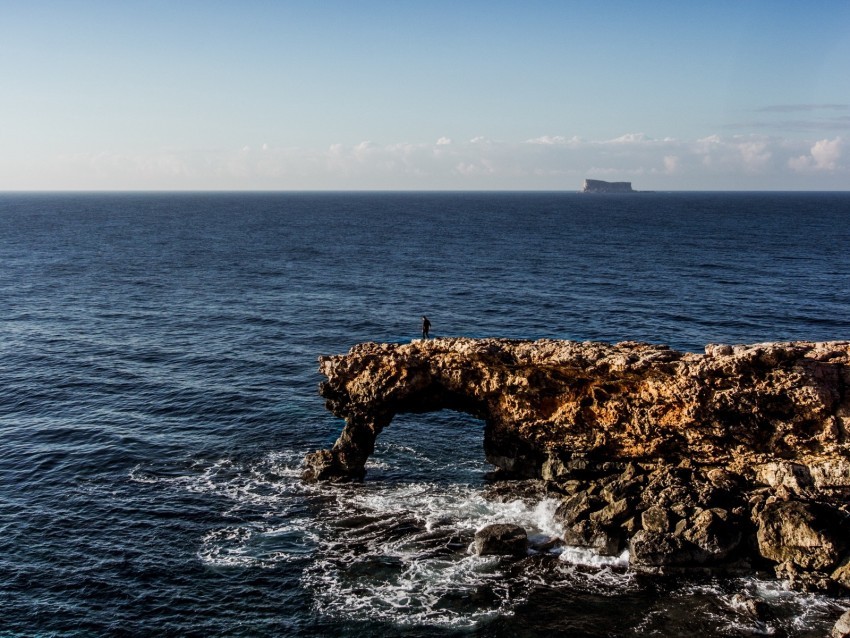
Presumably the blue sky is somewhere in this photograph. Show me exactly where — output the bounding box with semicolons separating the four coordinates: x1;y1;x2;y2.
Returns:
1;1;848;190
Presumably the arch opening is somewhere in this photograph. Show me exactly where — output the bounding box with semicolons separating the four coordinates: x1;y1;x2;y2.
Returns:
366;410;491;484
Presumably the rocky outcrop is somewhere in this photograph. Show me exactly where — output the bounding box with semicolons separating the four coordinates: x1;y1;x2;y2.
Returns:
580;179;635;193
303;338;850;590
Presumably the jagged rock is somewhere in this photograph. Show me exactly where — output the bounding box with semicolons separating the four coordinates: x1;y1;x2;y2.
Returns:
563;519;622;556
731;593;772;622
756;500;848;571
590;497;630;527
641;506;672;533
554;492;595;527
775;560;835;592
755;462;815;494
832;610;850;637
303;337;850;590
630;529;689;567
682;508;742;562
473;524;528;557
630;507;741;568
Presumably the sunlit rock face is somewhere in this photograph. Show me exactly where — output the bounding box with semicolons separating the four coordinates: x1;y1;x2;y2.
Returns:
303;337;850;590
304;338;850;481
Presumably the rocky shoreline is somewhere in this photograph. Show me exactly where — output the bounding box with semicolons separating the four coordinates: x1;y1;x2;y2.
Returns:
303;338;850;598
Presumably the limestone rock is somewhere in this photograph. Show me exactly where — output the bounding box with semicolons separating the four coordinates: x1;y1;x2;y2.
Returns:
832;610;850;638
305;338;850;482
303;337;850;590
682;508;741;562
473;524;528;557
630;529;689;567
756;500;847;571
563;519;621;556
641;506;672;533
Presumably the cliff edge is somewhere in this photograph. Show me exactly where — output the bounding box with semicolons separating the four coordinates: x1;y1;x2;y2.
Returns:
304;338;850;590
581;179;635;193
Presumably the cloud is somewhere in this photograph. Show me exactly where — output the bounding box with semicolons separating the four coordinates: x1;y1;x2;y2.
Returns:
524;135;582;146
663;155;680;174
789;137;844;172
738;141;771;171
605;133;646;144
756;104;850;113
9;132;848;190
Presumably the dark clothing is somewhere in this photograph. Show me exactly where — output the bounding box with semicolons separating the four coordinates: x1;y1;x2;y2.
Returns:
422;317;431;339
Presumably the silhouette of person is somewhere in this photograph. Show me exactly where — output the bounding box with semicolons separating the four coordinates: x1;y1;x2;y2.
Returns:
422;316;431;339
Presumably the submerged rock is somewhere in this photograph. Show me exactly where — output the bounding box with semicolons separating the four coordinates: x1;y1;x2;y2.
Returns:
303;337;850;591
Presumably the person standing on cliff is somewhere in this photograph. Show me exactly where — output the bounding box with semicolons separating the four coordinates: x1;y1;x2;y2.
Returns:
422;316;431;340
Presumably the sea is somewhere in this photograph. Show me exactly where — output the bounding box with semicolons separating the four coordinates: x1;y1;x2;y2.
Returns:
2;191;850;637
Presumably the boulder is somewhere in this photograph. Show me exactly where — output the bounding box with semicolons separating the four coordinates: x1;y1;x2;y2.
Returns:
756;500;847;571
681;508;741;562
473;524;528;557
641;506;672;534
563;519;622;556
832;610;850;638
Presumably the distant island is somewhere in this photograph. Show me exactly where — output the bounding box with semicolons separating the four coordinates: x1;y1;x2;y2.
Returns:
580;179;635;193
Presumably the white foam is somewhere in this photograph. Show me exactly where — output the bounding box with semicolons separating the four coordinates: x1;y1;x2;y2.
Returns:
197;519;319;568
132;448;672;627
304;551;516;628
558;546;630;568
333;482;565;542
129;450;307;509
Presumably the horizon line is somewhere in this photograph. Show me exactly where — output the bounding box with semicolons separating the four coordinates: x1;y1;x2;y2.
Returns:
2;188;850;194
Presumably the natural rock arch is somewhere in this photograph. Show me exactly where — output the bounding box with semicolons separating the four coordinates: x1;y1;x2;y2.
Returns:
302;337;850;593
302;337;850;483
302;369;517;482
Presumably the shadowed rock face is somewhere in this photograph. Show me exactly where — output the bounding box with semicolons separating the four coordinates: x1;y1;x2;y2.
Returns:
304;338;850;482
303;338;850;590
581;179;635;193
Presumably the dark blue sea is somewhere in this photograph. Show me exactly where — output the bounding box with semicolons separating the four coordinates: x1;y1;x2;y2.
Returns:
2;192;850;637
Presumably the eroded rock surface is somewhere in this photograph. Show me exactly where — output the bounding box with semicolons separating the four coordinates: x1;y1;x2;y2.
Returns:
473;523;528;557
303;337;850;590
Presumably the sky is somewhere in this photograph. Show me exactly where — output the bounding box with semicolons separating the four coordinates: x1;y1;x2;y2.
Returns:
1;0;849;190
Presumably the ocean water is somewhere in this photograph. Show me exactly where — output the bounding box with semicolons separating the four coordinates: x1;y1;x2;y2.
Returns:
2;191;850;637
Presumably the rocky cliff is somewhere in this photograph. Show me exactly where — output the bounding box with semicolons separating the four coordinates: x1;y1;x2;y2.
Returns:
303;338;850;591
580;179;635;193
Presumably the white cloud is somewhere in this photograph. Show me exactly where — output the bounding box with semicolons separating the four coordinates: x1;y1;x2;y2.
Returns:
789;137;843;172
525;135;582;146
605;133;646;144
9;132;847;190
738;141;771;171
